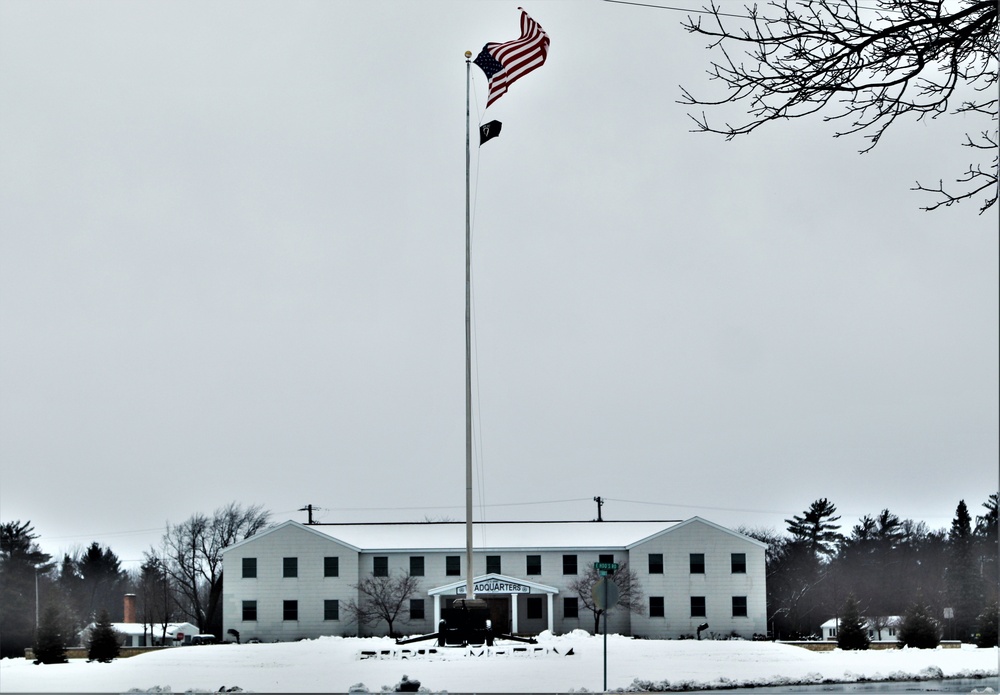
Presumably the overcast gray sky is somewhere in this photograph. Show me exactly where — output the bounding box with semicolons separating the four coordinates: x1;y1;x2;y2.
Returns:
1;1;997;569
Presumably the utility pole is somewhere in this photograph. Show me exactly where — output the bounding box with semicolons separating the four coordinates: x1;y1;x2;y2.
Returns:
298;504;317;524
594;496;604;522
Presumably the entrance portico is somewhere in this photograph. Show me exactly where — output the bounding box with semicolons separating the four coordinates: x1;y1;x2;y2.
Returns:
429;573;560;635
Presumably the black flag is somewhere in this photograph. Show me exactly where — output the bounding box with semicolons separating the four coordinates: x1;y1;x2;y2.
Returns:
479;120;502;146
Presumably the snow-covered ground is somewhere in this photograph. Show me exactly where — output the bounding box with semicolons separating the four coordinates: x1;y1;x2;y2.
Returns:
1;632;997;693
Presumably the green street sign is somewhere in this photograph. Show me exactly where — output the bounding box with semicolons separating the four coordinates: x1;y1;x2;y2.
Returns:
594;561;619;573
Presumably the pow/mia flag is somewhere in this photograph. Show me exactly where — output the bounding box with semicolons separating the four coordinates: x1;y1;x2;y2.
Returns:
479;120;502;146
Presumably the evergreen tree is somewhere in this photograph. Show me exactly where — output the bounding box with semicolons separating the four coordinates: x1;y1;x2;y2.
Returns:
836;595;870;650
87;609;121;662
898;597;941;649
32;604;68;664
947;500;982;641
0;521;54;658
974;601;998;649
785;499;844;560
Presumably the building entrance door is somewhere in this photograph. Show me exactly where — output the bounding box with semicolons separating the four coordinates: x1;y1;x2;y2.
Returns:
484;597;510;634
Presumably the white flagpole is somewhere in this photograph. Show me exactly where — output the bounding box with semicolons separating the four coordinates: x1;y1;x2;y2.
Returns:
463;50;475;602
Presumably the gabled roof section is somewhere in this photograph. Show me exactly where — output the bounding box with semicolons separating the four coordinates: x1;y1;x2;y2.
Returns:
221;519;362;555
625;516;769;549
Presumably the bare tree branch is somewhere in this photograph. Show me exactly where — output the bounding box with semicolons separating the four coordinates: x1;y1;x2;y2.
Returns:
680;0;998;212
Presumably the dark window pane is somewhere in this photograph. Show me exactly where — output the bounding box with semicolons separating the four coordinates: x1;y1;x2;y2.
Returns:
283;600;298;621
690;553;705;574
599;554;614;564
373;556;388;577
527;597;543;620
563;554;578;575
486;555;501;574
650;597;664;618
732;596;748;617
325;599;339;621
242;558;257;579
283;557;298;578
446;556;461;576
410;556;425;577
564;597;578;619
526;555;541;576
242;600;257;621
648;553;663;574
324;556;339;577
731;553;746;574
691;596;706;617
410;599;425;620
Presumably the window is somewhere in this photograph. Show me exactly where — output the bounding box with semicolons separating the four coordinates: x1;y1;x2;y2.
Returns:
324;556;339;577
731;553;746;574
527;597;543;620
650;596;665;618
486;555;501;574
563;554;578;575
446;555;461;576
648;553;664;574
410;556;425;577
242;600;257;621
283;557;298;578
690;553;705;574
599;554;614;564
691;596;706;617
526;555;541;576
732;596;748;617
564;597;579;619
373;556;388;577
283;600;298;621
410;599;425;620
242;557;257;579
324;599;340;621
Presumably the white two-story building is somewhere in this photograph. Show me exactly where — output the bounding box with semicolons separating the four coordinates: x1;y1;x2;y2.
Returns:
221;516;766;642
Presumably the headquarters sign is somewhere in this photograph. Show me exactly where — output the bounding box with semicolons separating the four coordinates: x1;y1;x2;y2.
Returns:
456;579;531;595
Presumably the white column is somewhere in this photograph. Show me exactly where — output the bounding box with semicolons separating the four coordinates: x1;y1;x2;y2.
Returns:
511;594;519;634
547;593;554;633
433;595;441;627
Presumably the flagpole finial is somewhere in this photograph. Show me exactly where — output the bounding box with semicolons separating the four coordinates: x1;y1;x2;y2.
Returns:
465;50;472;59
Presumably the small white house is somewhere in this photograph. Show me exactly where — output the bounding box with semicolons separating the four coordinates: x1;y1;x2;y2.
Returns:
821;616;901;642
79;621;201;648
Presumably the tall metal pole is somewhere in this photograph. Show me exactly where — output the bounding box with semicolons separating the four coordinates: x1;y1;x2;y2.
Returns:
464;51;475;602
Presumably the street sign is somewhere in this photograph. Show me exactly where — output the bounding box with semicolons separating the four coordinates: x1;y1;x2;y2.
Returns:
594;561;619;575
592;577;621;610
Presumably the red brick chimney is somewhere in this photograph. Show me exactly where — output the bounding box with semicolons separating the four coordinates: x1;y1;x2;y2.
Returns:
124;593;137;624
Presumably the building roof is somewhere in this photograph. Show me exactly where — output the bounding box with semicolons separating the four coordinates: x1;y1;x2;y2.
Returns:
223;517;764;554
81;622;198;637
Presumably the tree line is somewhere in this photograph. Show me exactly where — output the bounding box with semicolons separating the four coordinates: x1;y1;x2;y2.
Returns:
739;494;998;642
0;502;269;659
2;495;997;658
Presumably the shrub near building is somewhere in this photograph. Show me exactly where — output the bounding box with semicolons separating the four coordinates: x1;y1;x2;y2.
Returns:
898;598;941;649
87;609;121;662
836;595;870;651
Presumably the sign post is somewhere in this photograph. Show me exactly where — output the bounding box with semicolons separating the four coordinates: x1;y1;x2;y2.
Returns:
593;562;620;690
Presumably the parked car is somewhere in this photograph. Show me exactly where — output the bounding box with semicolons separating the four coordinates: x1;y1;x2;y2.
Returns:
190;634;215;645
245;638;262;644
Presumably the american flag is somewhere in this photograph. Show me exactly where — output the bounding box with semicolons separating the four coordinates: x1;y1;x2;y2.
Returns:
473;9;549;108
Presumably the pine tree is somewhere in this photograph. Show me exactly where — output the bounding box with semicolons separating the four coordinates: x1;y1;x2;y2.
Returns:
974;601;999;649
87;609;121;662
785;498;844;559
32;604;68;664
836;595;870;650
898;597;941;649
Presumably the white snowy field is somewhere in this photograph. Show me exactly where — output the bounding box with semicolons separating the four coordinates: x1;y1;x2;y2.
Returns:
1;632;997;694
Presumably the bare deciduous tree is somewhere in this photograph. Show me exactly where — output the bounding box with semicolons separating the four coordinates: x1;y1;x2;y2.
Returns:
160;502;270;637
345;572;421;637
680;0;998;212
566;561;643;634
